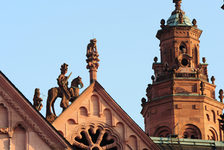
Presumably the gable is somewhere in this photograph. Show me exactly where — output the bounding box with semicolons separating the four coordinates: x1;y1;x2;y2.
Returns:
0;71;72;150
53;81;159;150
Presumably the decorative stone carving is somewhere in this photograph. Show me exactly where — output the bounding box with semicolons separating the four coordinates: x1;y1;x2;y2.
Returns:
172;0;184;15
72;123;122;150
200;81;205;95
202;57;206;63
160;19;165;29
86;38;100;83
151;75;155;83
0;128;8;134
141;98;147;107
192;19;197;27
46;64;84;123
219;89;223;103
179;12;184;24
146;84;152;101
33;88;43;111
211;76;215;84
154;57;158;63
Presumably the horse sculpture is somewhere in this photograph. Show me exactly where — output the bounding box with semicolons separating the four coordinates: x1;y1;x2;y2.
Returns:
46;76;83;123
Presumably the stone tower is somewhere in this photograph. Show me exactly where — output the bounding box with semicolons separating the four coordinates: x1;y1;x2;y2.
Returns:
141;0;224;141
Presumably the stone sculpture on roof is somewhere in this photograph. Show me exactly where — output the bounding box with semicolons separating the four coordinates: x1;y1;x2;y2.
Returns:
44;63;83;123
33;88;43;111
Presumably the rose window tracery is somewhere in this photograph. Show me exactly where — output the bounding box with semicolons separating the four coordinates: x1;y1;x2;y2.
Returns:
72;124;122;150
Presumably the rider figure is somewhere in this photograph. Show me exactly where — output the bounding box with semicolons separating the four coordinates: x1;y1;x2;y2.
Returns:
57;63;71;109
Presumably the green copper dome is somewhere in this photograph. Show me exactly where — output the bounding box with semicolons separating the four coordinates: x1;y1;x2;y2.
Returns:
166;0;192;26
167;13;192;26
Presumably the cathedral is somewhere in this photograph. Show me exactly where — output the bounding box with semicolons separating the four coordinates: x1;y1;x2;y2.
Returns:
1;0;224;149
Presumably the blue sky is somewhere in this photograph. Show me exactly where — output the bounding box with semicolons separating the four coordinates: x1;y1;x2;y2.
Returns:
1;0;224;129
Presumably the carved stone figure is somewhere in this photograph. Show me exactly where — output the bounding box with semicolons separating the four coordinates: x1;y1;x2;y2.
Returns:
33;88;43;111
86;38;98;57
219;89;223;103
86;39;100;70
57;63;71;108
46;63;84;123
86;38;100;83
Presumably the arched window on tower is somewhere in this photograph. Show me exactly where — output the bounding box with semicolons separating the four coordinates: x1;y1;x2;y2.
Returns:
182;124;201;139
206;114;210;121
208;127;218;141
211;110;216;123
193;47;198;66
179;43;187;54
154;126;171;137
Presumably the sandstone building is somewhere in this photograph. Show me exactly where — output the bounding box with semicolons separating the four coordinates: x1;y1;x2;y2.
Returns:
141;0;224;141
0;0;224;149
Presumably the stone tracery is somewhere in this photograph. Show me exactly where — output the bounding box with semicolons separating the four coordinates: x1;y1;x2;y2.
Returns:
72;123;122;150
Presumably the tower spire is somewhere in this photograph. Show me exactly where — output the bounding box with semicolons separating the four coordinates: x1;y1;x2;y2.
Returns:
172;0;185;15
142;0;224;141
173;0;182;10
86;38;100;84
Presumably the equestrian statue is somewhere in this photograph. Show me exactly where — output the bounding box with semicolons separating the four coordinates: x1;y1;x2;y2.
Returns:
45;63;83;123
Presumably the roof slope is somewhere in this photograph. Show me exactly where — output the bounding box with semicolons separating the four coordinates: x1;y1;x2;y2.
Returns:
0;71;72;150
53;81;159;150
